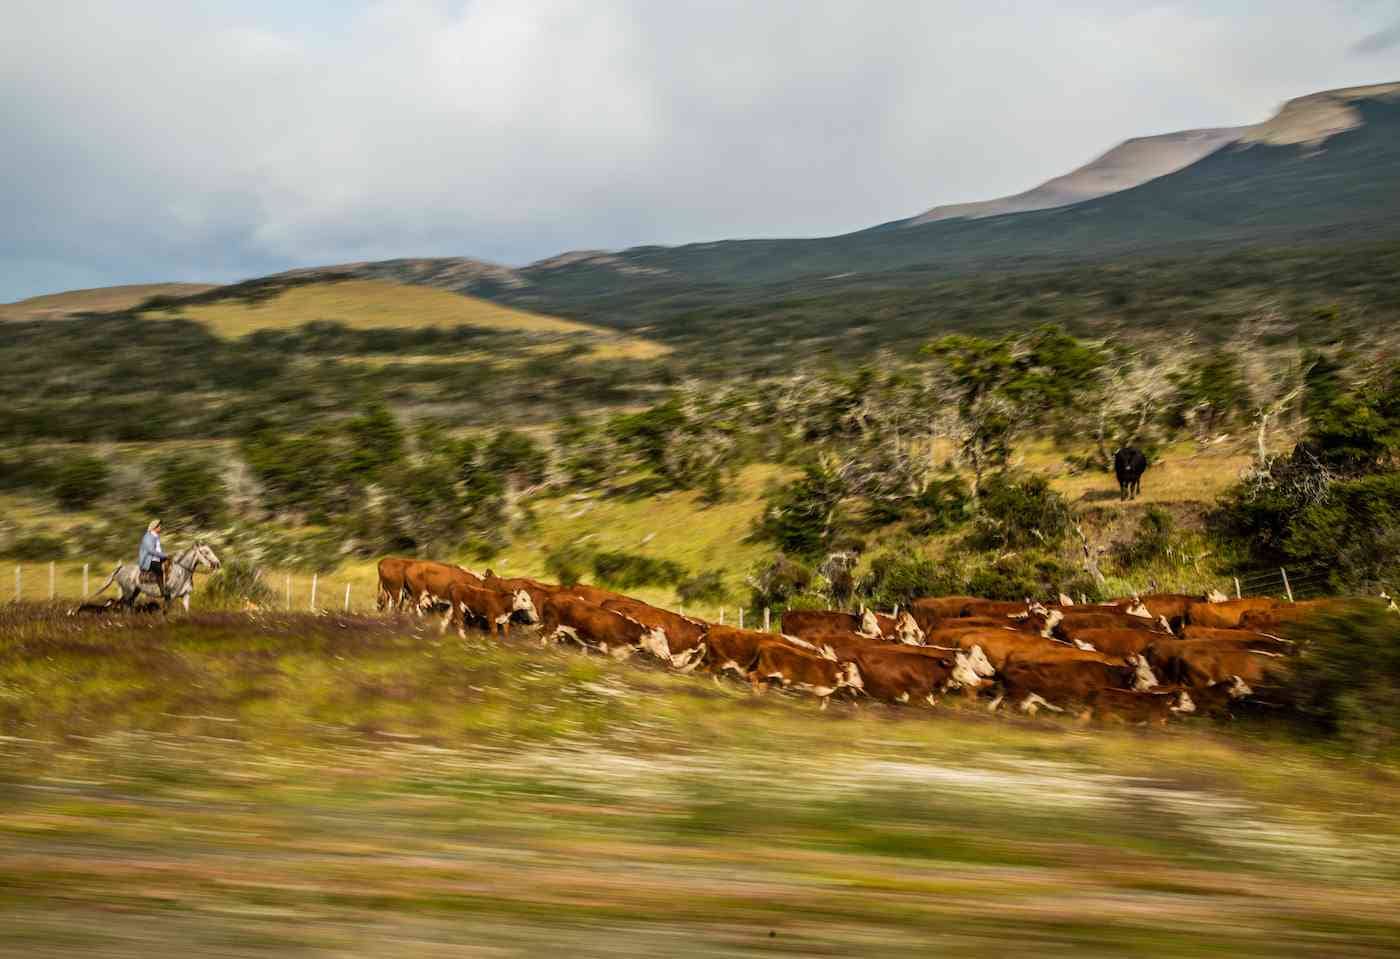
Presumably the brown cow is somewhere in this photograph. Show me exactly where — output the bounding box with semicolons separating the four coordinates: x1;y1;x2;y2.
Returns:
403;561;482;612
1084;687;1196;726
561;582;631;606
910;595;985;620
539;593;669;660
839;644;985;706
748;639;863;708
1145;637;1288;689
781;608;925;645
1060;627;1164;659
602;597;707;670
1186;597;1276;629
807;631;995;681
1123;593;1209;631
1180;625;1292;650
932;627;1118;673
481;571;554;625
1238;598;1342;631
994;656;1159;715
704;627;825;679
376;556;414;611
445;581;538;639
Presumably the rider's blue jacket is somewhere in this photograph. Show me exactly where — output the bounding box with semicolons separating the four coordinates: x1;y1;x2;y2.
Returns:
138;531;167;571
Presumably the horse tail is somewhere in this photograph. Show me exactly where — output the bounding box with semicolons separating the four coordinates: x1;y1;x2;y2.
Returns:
89;566;122;599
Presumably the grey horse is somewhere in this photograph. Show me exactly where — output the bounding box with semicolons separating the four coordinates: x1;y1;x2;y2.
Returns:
85;542;222;612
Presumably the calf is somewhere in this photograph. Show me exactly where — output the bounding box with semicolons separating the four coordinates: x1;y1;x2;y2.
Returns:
1145;637;1289;689
704;627;824;679
1059;627;1162;659
1084;687;1195;726
481;572;554;625
782;608;885;641
1238;598;1341;631
748;639;863;709
602;597;708;670
446;582;537;639
539;593;669;660
932;627;1111;673
1114;446;1148;500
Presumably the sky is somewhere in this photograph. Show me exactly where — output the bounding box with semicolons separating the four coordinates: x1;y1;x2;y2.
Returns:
3;0;1399;301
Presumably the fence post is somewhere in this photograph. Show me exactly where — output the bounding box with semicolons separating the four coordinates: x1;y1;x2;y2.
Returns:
285;573;291;610
344;583;351;613
893;604;899;618
49;562;55;601
679;605;684;619
1280;567;1294;603
83;563;89;598
1234;577;1242;599
309;573;318;611
719;607;725;625
763;607;771;631
738;608;744;629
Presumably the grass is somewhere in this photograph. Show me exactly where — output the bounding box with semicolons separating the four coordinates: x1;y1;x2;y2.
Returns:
0;283;215;322
0;604;1398;955
164;277;669;358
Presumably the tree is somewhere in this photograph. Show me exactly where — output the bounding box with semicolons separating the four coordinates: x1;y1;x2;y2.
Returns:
1168;352;1250;436
344;403;405;482
754;457;850;556
52;454;110;511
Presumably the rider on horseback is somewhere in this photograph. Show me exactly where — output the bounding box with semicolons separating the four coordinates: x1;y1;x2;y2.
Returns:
139;519;168;593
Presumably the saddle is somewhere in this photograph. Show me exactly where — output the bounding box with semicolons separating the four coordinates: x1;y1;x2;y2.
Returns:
139;568;163;586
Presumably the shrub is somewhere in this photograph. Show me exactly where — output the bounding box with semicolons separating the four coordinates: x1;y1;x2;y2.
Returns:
3;532;67;561
52;454;111;511
747;554;817;613
544;544;592;587
859;552;961;609
1112;507;1174;570
968;471;1070;550
908;476;971;535
202;558;275;607
1284;604;1400;754
591;551;687;590
964;551;1087;602
153;454;227;528
676;569;729;606
753;461;847;557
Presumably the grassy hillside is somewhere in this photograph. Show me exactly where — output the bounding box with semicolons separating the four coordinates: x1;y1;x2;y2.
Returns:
167;277;667;357
0;282;215;321
1;605;1397;955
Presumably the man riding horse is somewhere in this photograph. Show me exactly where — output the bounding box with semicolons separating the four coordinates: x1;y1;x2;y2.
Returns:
139;519;168;592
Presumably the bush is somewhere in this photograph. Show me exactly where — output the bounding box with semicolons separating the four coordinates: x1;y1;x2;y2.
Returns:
3;532;67;561
908;476;971;535
202;558;275;607
591;551;687;590
676;569;729;606
965;551;1088;602
859;552;961;609
1284;604;1400;754
153;454;228;528
968;471;1070;550
747;554;817;613
1112;507;1174;570
52;454;111;511
544;544;592;587
753;461;847;557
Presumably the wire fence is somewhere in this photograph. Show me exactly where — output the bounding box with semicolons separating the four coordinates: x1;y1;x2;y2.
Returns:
1230;561;1335;602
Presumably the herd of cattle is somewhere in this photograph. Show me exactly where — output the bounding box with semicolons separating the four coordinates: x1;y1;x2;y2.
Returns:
377;556;1330;725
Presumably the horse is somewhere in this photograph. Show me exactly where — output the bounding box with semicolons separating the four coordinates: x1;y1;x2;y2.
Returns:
83;542;222;613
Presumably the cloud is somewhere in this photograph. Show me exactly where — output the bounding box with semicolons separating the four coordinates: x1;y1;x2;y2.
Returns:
3;0;1399;299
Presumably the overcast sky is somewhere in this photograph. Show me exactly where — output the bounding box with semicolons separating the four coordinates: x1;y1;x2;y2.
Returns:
4;0;1399;300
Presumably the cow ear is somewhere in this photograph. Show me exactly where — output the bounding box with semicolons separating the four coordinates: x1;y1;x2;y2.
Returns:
484;569;495;578
940;657;953;667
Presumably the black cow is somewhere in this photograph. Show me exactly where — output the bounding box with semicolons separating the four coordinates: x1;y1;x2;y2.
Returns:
1113;447;1148;500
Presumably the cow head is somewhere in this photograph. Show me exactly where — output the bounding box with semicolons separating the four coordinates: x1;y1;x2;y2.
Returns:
1127;654;1159;691
894;610;925;645
1205;588;1229;603
1226;675;1253;699
857;607;882;638
837;661;864;692
1169;690;1196;714
1072;639;1096;651
963;644;996;678
1125;598;1152;619
949;651;985;690
1158;615;1173;634
638;626;671;663
512;589;539;623
1040;608;1064;637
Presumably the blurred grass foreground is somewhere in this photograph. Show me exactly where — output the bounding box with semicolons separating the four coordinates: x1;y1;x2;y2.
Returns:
2;604;1399;957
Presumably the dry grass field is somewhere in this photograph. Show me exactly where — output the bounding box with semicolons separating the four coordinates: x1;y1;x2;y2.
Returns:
0;604;1397;956
0;282;215;322
166;278;669;359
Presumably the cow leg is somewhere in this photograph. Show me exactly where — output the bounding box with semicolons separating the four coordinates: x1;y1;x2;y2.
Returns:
987;693;1004;712
819;696;829;711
